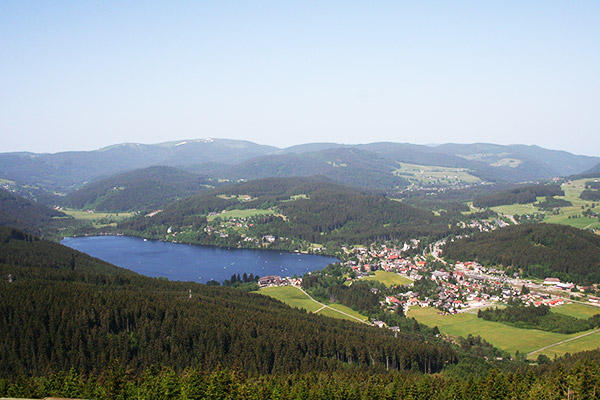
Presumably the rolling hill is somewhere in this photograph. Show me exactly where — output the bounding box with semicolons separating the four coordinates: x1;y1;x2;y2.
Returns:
61;166;215;212
0;139;276;192
199;148;410;191
191;142;600;189
0;189;66;235
1;139;598;198
117;177;458;248
442;223;600;284
0;226;456;376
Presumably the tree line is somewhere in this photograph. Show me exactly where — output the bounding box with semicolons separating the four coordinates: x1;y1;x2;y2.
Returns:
443;223;600;285
2;353;600;400
0;227;456;377
473;184;563;208
478;305;600;334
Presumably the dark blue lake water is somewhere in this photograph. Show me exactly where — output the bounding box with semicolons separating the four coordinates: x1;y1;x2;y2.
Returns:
61;236;338;284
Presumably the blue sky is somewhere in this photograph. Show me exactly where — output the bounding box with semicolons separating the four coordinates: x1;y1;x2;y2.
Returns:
1;1;599;155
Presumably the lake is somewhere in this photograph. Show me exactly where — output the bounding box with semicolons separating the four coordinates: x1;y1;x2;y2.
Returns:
60;236;338;283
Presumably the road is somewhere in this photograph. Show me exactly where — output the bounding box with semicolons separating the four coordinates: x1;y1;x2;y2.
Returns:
527;329;600;357
294;286;371;325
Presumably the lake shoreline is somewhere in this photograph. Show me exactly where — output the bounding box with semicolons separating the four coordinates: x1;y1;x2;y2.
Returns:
61;235;339;284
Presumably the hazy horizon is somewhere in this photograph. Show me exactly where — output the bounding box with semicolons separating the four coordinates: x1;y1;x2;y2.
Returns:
2;2;599;157
3;137;599;159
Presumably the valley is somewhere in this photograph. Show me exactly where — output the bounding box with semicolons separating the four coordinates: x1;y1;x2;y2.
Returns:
4;1;600;396
2;139;600;398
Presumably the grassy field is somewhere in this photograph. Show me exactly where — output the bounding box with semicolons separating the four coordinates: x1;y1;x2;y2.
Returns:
208;208;276;221
260;286;368;322
61;208;134;220
491;202;540;216
408;307;600;358
534;330;600;359
542;179;600;230
60;208;136;228
487;179;600;230
553;303;600;319
281;194;310;202
394;162;480;185
326;303;369;322
362;270;413;287
260;286;321;312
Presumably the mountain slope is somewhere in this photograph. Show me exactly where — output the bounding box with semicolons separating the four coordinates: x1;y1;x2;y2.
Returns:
118;177;458;248
213;148;409;191
579;161;600;177
0;189;65;235
435;143;600;179
1;139;598;196
0;139;276;192
442;223;600;284
0;226;456;375
62;166;214;212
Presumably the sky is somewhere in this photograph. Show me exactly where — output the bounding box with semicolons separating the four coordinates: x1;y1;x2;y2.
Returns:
1;1;599;156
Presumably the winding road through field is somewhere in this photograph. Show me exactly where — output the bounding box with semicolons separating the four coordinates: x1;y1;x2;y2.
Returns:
527;328;600;357
295;286;371;325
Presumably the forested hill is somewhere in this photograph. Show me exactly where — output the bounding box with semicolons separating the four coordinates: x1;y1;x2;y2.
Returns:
443;223;600;284
0;226;457;376
472;184;564;208
2;140;599;199
196;148;410;191
0;189;65;235
0;226;133;278
61;166;214;212
582;161;600;176
118;177;457;246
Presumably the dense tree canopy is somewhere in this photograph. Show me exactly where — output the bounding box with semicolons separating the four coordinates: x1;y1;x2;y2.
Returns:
0;227;456;377
443;223;600;284
473;184;563;208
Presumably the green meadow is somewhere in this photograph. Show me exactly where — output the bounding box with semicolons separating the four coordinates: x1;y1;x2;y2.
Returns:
61;208;135;220
260;285;368;323
260;286;321;312
326;303;369;322
535;330;600;359
208;208;276;221
61;208;135;227
553;303;600;319
488;179;600;230
408;306;600;359
394;162;480;185
362;270;413;287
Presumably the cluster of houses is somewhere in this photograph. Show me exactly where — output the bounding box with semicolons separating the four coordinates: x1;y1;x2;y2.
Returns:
457;218;510;232
257;275;302;288
202;217;273;244
341;243;588;315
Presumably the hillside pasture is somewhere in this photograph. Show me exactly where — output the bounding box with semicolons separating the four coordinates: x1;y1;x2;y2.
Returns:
260;286;321;312
487;179;600;230
553;303;600;319
362;270;413;287
408;306;600;359
207;208;276;221
61;208;135;227
260;285;368;323
394;162;480;185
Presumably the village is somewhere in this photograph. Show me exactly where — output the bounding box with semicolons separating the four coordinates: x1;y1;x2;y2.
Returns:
259;238;600;326
165;210;600;325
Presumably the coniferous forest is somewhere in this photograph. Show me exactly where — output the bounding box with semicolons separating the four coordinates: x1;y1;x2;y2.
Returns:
442;223;600;284
0;227;455;377
2;225;600;398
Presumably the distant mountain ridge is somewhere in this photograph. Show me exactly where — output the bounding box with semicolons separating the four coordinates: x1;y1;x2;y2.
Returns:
0;189;66;235
61;166;215;212
1;139;598;196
